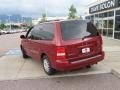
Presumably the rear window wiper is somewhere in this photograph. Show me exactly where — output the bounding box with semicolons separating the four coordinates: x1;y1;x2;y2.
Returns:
82;36;90;40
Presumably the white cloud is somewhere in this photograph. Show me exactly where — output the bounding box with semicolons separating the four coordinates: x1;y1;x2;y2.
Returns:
0;0;97;17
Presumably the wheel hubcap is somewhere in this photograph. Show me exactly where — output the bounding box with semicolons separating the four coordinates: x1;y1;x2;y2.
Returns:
43;59;50;72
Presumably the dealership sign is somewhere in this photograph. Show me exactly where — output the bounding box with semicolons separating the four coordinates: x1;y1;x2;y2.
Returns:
89;0;120;13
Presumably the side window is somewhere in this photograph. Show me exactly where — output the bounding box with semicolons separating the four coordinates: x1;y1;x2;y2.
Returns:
26;23;55;40
26;26;39;40
31;26;41;40
40;23;55;40
27;28;34;39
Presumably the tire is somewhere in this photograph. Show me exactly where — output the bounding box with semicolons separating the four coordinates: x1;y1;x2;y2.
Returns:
42;55;56;75
86;65;91;68
21;46;29;59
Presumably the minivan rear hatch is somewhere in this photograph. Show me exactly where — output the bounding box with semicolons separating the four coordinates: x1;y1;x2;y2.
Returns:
60;20;102;62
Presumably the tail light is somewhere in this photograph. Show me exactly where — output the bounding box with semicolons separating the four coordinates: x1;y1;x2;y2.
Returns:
99;36;103;45
56;47;66;59
97;36;103;45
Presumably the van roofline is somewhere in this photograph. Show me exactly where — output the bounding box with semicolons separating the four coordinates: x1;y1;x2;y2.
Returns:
38;19;91;25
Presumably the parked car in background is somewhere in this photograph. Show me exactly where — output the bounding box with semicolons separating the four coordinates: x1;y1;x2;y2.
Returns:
20;20;105;75
0;30;8;34
0;31;2;35
0;29;26;35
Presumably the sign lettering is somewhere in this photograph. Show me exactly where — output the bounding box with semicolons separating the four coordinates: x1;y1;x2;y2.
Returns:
89;0;119;13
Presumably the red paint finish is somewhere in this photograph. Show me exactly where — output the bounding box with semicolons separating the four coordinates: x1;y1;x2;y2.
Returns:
20;20;105;71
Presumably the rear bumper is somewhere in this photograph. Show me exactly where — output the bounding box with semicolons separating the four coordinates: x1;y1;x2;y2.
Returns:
54;51;105;71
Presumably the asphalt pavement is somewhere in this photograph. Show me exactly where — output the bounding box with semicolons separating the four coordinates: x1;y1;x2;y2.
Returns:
0;74;120;90
0;33;120;90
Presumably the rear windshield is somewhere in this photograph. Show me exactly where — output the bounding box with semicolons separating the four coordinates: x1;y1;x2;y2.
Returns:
60;20;99;40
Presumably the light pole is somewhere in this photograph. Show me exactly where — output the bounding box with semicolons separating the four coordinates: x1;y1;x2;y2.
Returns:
44;0;47;16
8;15;11;30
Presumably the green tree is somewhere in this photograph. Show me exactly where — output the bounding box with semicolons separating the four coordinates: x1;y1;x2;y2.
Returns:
11;25;20;29
68;4;77;19
0;24;6;30
40;13;47;22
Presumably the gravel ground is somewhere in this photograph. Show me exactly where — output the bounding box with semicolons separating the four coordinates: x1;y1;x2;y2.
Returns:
0;74;120;90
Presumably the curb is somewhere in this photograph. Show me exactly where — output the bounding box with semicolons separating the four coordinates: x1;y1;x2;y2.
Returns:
0;69;111;82
111;69;120;79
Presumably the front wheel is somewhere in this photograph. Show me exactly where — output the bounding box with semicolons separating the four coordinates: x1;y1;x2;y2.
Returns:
42;55;56;75
86;65;91;68
21;46;29;59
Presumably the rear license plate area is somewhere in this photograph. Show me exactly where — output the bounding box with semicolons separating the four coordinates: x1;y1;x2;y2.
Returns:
82;48;90;54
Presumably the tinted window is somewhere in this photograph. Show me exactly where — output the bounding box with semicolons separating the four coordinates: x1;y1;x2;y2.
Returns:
85;16;91;20
103;12;108;18
30;26;41;40
108;11;114;17
41;23;55;40
115;16;120;31
114;32;120;39
91;15;94;20
116;10;120;15
99;13;103;18
61;20;99;40
27;27;34;39
28;23;55;40
95;14;99;18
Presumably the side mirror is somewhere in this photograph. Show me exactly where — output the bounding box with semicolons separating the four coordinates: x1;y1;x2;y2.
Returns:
20;35;26;39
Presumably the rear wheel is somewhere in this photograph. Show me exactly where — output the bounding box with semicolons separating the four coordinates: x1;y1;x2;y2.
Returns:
42;55;56;75
21;46;29;59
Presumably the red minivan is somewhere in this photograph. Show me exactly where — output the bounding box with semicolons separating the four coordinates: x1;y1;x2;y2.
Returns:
20;20;105;75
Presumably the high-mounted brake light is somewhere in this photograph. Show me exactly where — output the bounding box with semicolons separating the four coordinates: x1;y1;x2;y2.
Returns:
56;47;66;59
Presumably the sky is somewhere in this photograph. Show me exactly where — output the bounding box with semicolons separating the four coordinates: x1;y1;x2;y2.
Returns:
0;0;97;18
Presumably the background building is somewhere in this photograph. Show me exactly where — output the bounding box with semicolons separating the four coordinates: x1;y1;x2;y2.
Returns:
85;0;120;40
0;14;32;24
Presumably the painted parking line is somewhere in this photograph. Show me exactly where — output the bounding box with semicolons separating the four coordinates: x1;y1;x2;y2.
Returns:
0;48;113;81
0;54;111;81
5;48;22;56
0;49;9;57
